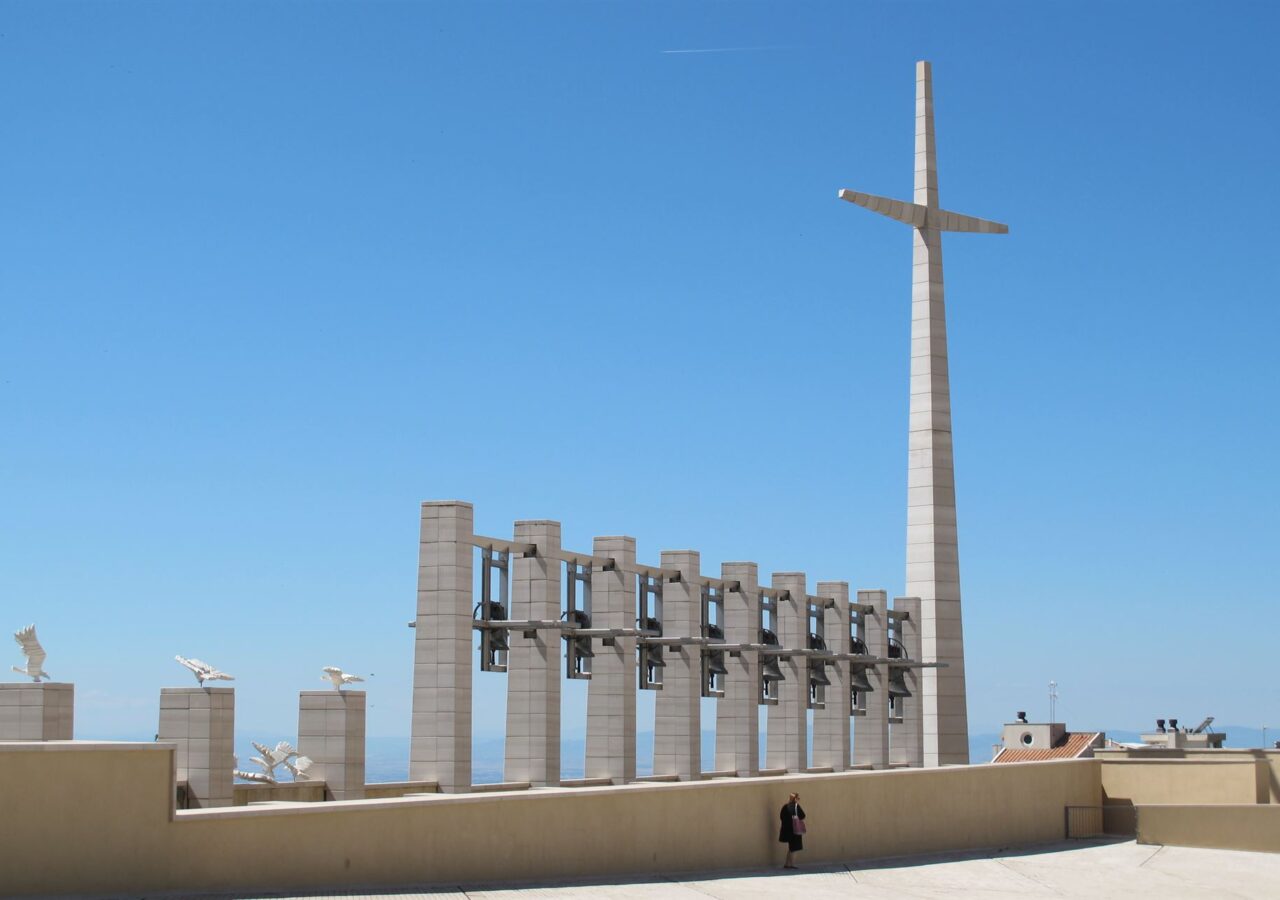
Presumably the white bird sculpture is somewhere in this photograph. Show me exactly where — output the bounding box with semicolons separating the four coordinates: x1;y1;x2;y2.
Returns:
284;752;315;781
175;655;235;685
321;666;365;690
232;755;273;784
246;740;296;782
12;625;50;682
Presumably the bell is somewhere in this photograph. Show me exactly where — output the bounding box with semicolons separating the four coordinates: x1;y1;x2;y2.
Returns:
762;658;785;682
641;616;662;636
568;609;592;629
761;628;779;646
489;629;510;653
888;669;912;698
850;637;869;655
574;636;594;659
646;646;666;668
485;601;508;622
706;650;729;676
807;632;827;652
809;663;831;688
850;666;874;694
706;623;724;641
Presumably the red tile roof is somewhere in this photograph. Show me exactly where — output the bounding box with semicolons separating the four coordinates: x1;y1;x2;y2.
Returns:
992;732;1101;763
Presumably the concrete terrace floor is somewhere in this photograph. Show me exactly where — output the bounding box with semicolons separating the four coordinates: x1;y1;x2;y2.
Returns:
208;839;1280;899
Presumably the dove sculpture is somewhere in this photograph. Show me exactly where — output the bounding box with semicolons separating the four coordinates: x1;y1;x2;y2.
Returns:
321;666;365;690
175;655;234;685
284;752;315;781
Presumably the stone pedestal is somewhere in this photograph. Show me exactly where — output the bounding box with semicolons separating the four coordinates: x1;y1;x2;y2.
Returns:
813;582;851;771
410;500;474;794
716;562;759;777
891;596;924;767
653;550;701;781
504;520;562;787
853;590;889;769
586;535;637;783
0;683;74;741
159;687;234;808
767;573;808;772
299;690;366;800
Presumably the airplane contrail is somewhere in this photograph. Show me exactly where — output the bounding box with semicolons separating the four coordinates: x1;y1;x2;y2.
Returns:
661;46;786;55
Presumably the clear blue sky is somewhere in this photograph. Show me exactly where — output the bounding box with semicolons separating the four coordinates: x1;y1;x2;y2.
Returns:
3;2;1278;747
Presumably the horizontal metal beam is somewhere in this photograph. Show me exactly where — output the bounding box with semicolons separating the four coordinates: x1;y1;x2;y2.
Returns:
470;534;537;556
473;619;563;631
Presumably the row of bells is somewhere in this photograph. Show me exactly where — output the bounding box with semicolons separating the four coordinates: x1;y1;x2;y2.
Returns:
482;602;911;699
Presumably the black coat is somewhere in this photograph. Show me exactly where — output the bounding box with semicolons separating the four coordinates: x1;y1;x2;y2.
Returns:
778;801;806;851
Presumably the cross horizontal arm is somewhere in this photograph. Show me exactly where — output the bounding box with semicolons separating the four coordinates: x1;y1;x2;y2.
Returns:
837;188;1008;234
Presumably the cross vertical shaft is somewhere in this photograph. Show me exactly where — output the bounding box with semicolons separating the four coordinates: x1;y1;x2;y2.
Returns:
906;60;969;766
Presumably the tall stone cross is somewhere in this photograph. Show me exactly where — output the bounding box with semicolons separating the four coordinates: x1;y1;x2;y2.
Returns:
839;61;1008;767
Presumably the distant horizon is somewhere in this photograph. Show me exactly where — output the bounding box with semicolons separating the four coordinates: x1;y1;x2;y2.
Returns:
84;721;1276;785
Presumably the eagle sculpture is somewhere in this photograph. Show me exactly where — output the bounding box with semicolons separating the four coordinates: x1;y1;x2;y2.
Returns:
12;625;50;682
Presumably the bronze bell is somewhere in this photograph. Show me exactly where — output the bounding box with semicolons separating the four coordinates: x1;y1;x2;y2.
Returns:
888;668;912;698
809;662;831;688
850;665;874;694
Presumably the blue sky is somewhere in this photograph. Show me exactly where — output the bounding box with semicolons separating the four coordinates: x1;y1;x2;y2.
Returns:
3;2;1278;751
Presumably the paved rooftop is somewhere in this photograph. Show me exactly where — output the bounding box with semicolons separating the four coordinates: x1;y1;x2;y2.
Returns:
215;839;1280;899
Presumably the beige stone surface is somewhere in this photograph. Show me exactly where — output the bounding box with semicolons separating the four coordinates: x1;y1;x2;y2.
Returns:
654;550;702;781
299;689;366;801
204;841;1280;899
586;535;638;783
0;681;73;741
1139;804;1280;853
1101;755;1270;805
766;572;808;772
716;562;760;777
0;742;1098;897
410;501;474;793
504;520;562;787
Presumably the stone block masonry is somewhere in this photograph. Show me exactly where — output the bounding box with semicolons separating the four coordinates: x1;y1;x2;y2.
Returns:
298;689;366;800
158;686;234;808
0;682;73;741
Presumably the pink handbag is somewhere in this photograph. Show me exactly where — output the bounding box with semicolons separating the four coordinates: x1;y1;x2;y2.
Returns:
792;814;807;835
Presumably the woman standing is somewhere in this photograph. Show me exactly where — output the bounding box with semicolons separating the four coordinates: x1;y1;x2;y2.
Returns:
778;792;806;869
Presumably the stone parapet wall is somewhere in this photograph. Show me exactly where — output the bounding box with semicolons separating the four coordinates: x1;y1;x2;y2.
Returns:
0;741;1097;897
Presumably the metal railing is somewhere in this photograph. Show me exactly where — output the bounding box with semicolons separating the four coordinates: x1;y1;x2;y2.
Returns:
1064;805;1104;838
1064;804;1137;838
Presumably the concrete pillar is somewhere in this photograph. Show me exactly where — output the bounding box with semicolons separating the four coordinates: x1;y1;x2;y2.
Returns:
298;690;366;800
767;573;807;773
853;590;889;769
653;550;701;781
159;686;234;808
715;562;759;777
504;520;562;786
891;596;924;768
410;500;474;793
0;683;73;741
908;59;970;766
586;535;636;783
813;581;851;771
